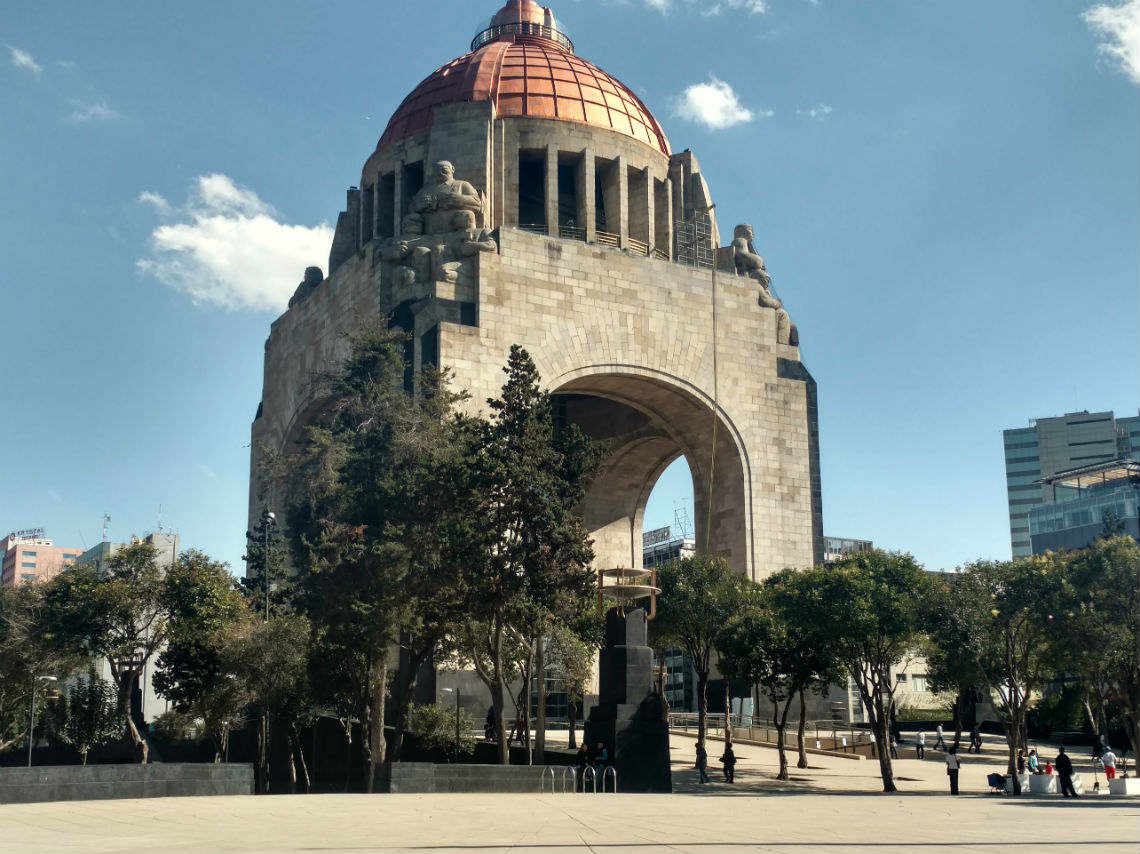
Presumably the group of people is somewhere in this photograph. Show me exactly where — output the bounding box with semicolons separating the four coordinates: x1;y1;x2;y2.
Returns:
912;724;983;760
694;742;737;784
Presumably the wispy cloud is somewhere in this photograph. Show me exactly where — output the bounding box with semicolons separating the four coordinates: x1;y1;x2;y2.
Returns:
136;174;334;312
632;0;768;13
673;76;767;129
47;489;63;505
65;100;123;123
8;45;42;76
797;103;833;120
195;463;219;481
1084;0;1140;84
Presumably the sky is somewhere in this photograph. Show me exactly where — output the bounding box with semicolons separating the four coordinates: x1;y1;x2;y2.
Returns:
1;0;1137;576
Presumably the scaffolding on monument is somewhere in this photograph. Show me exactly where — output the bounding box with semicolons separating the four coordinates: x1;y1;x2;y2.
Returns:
673;214;716;271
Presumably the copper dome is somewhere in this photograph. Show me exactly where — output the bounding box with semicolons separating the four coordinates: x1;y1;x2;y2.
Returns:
378;2;670;156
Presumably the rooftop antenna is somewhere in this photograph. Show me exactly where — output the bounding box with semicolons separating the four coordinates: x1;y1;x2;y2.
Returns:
156;504;164;534
102;513;111;544
673;500;693;540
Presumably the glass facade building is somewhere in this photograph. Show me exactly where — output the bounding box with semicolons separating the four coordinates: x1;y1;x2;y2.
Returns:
1003;411;1139;558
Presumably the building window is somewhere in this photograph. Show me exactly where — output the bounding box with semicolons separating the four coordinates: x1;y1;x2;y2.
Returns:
517;150;546;229
895;673;908;682
21;574;35;582
22;551;37;557
912;675;929;692
21;562;36;568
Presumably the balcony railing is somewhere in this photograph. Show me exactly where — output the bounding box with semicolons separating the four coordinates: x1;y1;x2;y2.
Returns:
471;23;574;53
558;225;586;242
627;237;649;256
518;222;548;236
594;230;620;249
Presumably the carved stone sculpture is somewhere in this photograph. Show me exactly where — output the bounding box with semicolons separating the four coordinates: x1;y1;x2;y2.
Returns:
381;160;496;293
401;160;485;236
732;224;798;346
288;266;324;308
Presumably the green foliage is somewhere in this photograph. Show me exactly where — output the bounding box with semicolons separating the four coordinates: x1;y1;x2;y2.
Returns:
651;554;747;746
405;702;475;760
58;668;120;763
241;512;292;618
0;584;81;754
41;542;167;762
801;550;931;792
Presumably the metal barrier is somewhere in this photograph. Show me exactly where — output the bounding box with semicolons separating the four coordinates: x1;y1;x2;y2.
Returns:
602;766;617;793
541;766;556;793
561;766;577;793
582;765;598;793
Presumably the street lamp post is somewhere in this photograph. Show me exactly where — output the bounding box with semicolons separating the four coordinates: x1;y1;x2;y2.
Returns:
27;675;58;767
442;688;461;752
263;510;275;622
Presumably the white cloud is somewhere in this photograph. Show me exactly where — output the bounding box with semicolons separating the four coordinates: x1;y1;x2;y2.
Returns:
1084;0;1140;84
797;103;833;120
65;100;122;123
136;174;334;312
8;45;42;76
137;191;172;215
673;76;767;129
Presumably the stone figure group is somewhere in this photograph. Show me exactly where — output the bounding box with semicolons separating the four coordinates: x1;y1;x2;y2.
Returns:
382;160;498;290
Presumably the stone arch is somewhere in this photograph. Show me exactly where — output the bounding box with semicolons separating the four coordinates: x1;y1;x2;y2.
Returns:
551;365;754;578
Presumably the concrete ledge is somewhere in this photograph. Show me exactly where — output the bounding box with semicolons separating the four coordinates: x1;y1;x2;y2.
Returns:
0;763;254;804
387;763;553;793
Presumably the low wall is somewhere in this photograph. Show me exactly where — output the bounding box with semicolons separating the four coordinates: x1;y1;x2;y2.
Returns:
0;763;254;804
387;762;554;793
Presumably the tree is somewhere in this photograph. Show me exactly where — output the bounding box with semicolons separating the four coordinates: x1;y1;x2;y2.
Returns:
923;572;988;750
718;570;842;780
59;667;120;765
227;613;310;793
958;556;1064;776
282;323;475;785
405;702;475;761
651;555;746;753
810;551;930;793
0;584;79;754
155;550;251;762
547;622;598;750
241;511;292;619
451;346;598;764
42;542;167;762
1062;537;1140;759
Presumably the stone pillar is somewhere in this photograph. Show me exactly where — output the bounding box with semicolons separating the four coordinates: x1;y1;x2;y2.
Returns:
393;161;404;238
579;148;595;243
615;155;629;249
585;607;671;793
545;144;559;236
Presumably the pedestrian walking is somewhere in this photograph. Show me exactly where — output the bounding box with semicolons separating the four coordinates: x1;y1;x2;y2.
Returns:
695;741;710;784
1101;747;1118;781
969;726;982;753
945;746;960;795
1055;746;1079;798
889;736;899;759
720;744;737;783
934;724;947;751
916;729;926;760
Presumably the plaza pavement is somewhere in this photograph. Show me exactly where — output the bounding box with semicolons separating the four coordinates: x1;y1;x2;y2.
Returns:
0;732;1135;853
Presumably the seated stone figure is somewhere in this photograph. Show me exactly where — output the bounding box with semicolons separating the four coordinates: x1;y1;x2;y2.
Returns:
401;160;484;236
731;224;798;346
287;265;324;308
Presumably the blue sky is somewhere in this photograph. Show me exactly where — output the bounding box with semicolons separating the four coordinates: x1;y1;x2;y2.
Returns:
2;0;1137;575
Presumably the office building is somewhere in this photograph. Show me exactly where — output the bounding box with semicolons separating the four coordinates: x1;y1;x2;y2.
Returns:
1028;458;1139;553
823;536;873;564
1;529;83;586
1003;410;1139;557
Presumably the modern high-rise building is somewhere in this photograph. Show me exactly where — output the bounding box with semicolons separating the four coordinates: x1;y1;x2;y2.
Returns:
1;530;83;586
823;536;873;564
1003;410;1139;557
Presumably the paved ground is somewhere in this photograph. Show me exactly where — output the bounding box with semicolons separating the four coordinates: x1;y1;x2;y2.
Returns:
1;733;1135;853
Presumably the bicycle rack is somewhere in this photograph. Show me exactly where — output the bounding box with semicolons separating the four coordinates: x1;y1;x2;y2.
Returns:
541;766;556;793
561;766;577;793
582;765;598;793
602;766;618;793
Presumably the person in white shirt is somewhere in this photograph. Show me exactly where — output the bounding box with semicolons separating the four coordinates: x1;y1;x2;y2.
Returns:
945;747;961;795
934;724;947;751
1102;748;1118;780
916;729;927;760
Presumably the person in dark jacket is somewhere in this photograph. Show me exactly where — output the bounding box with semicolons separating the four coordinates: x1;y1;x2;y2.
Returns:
720;745;737;783
695;742;710;784
1055;746;1079;798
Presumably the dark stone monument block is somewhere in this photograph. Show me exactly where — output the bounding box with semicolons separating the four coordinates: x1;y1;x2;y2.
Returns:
585;607;671;793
